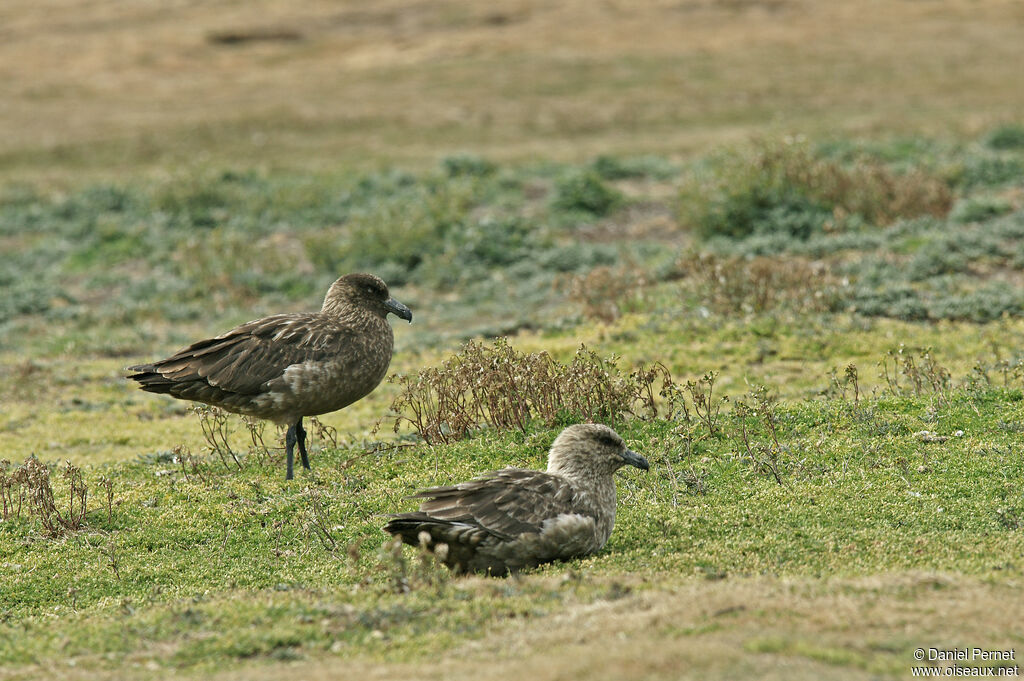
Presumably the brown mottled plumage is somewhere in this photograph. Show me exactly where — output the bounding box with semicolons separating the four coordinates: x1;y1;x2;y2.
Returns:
384;424;649;576
126;273;412;480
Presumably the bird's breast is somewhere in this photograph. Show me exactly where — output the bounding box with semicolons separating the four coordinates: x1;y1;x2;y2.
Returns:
571;480;617;548
270;321;393;418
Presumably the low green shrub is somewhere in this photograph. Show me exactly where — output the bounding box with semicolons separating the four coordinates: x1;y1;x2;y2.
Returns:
679;141;953;241
591;155;678;180
951;156;1024;189
0;282;57;323
446;216;537;268
985;124;1024;150
440;153;497;178
849;284;929;321
334;179;476;284
551;170;623;217
907;241;976;280
950;196;1014;224
926;284;1024;323
694;187;832;241
538;242;618;273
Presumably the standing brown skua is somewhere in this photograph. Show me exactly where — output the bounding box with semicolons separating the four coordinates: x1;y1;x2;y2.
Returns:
384;423;648;575
127;273;412;480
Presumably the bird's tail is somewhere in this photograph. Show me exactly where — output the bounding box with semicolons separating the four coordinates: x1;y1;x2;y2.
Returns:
383;513;447;548
124;365;177;395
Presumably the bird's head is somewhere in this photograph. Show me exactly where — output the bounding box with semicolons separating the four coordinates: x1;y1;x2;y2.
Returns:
323;273;413;322
546;423;649;480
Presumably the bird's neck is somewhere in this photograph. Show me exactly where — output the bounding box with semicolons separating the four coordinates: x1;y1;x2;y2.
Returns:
567;471;616;547
549;461;617;537
547;457;612;487
321;303;393;350
320;296;353;318
323;301;380;327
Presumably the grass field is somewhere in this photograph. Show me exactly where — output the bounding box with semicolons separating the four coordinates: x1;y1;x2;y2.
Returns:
3;1;1024;679
2;0;1024;182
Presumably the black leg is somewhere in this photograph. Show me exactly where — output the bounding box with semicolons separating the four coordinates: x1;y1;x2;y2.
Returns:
296;418;310;470
285;424;296;481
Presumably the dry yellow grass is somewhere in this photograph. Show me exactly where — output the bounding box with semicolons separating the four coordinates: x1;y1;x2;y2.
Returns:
30;573;1024;681
210;573;1024;680
2;0;1022;182
349;573;1023;681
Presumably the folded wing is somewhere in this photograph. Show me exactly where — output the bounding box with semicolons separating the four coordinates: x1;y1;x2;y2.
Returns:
411;469;577;539
127;314;355;400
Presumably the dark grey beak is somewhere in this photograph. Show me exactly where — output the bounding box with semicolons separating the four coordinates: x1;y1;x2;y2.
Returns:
385;297;413;323
622;448;649;471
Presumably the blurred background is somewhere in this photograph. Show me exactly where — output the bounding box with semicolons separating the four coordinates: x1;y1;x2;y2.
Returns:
3;0;1022;182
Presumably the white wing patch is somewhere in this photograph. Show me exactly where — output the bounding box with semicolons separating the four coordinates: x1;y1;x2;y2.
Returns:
281;360;329;394
538;513;603;556
484;512;601;569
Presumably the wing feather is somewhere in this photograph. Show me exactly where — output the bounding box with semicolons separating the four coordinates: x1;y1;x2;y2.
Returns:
128;313;359;396
407;469;579;541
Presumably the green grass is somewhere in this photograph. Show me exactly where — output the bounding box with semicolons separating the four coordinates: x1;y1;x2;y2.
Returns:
3;129;1024;679
2;385;1024;675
